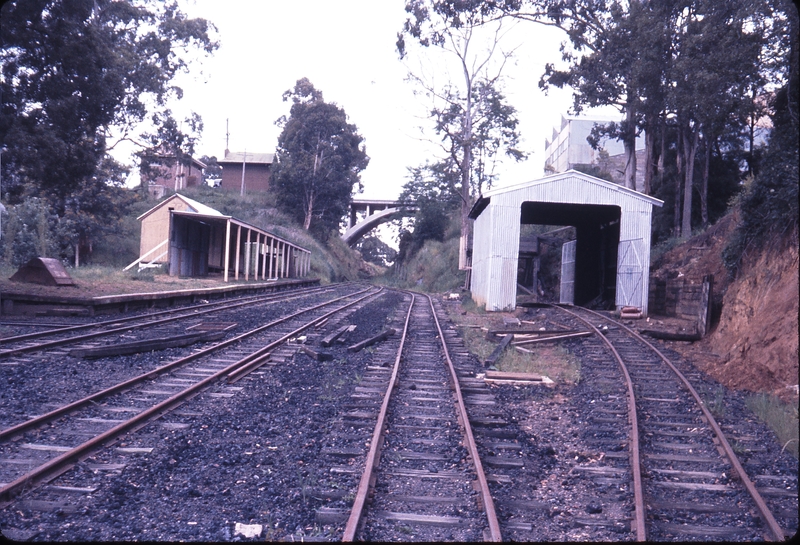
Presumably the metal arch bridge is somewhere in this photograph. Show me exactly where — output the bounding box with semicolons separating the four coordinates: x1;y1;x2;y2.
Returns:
341;199;417;246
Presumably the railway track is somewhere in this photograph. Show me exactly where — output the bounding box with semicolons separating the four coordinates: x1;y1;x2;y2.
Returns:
553;304;794;541
0;288;794;541
0;283;346;359
0;285;384;507
341;292;501;541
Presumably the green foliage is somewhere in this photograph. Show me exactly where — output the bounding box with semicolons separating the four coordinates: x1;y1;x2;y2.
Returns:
386;211;465;293
1;0;217;267
1;0;217;205
198;155;222;185
746;393;799;459
572;163;614;183
271;78;369;239
357;235;397;267
393;161;462;265
724;55;799;275
1;197;55;267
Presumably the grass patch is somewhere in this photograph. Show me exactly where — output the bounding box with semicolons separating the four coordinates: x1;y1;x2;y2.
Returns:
498;344;581;384
451;308;581;385
745;393;799;459
703;385;728;419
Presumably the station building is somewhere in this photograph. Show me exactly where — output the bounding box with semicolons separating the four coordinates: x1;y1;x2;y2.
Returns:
130;194;310;282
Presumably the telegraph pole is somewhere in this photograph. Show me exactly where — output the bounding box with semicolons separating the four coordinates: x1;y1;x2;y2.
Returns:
240;149;247;196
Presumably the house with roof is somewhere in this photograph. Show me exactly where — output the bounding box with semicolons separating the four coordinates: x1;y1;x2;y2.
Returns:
128;194;311;281
138;148;207;199
217;151;274;194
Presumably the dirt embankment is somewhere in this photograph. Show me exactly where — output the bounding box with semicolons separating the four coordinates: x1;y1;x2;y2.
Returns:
653;214;798;399
707;235;798;396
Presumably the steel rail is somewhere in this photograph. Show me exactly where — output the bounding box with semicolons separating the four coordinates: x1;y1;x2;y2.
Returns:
0;283;335;349
425;293;502;542
574;305;786;542
0;286;382;507
553;304;647;541
342;292;503;542
342;292;415;541
0;285;377;442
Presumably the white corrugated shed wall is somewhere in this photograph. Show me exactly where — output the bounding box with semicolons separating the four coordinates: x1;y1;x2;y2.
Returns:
470;171;660;314
470;201;521;311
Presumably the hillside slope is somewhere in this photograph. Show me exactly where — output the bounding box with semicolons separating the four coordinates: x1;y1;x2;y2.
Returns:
652;214;798;399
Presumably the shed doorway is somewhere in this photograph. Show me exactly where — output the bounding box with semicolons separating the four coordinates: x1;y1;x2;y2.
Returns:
520;201;621;309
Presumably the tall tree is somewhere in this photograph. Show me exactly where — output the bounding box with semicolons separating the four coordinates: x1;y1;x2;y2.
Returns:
271;78;369;238
399;1;525;268
0;0;217;261
461;0;778;238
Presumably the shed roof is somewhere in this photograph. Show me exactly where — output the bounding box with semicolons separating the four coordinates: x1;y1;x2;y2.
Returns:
137;193;225;221
218;151;275;165
469;170;663;219
137;193;308;255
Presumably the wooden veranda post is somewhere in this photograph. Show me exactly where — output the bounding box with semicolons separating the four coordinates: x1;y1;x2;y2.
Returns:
234;225;242;280
223;219;231;282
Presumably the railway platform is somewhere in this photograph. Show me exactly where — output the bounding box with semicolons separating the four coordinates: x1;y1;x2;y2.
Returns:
0;277;320;317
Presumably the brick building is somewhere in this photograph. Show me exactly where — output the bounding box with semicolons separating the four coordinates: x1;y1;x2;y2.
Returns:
139;150;206;199
217;151;274;194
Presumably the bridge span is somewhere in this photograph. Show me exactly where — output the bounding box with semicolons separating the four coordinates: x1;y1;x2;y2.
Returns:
342;199;416;246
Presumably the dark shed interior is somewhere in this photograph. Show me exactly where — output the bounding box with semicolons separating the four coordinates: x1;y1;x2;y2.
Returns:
520;201;621;308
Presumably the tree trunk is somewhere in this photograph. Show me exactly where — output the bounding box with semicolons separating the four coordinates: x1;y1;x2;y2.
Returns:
700;137;710;228
459;141;472;270
681;128;699;239
459;65;473;271
303;192;314;231
623;101;637;190
674;132;684;238
644;127;656;195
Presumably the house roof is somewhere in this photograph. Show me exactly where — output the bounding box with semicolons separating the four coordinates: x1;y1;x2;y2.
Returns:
218;151;275;165
136;193;225;221
139;148;207;170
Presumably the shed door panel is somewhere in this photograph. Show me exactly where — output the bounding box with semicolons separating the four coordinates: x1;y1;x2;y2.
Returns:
617;238;644;308
560;240;576;304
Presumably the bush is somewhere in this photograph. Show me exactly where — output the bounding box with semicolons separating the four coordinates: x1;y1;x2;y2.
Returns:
1;198;56;267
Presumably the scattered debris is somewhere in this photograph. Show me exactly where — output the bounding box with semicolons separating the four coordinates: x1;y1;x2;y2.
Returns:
484;334;514;367
300;345;333;362
233;522;262;539
69;330;226;359
502;315;521;326
511;331;592;346
620;306;643;319
487;328;584;339
347;328;395;352
321;324;356;347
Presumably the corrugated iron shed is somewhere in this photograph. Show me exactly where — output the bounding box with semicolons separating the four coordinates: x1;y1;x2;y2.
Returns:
469;170;663;314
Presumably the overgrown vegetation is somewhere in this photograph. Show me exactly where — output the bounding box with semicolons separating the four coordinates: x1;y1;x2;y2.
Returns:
1;184;365;285
382;212;465;293
723;71;799;276
1;1;217;264
746;393;799;459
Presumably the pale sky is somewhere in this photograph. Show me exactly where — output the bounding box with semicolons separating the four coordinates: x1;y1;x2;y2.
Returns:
118;0;620;199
